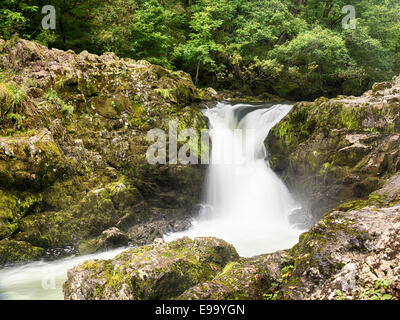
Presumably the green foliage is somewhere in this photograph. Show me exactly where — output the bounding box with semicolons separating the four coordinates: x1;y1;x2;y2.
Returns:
359;279;393;300
45;89;74;115
0;81;27;128
267;26;354;97
0;0;38;39
2;0;399;99
89;0;186;69
281;265;294;277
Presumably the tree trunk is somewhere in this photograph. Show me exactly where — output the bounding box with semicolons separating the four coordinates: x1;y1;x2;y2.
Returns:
195;61;200;85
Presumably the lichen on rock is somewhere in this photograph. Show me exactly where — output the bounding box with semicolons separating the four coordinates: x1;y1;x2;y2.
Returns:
266;75;400;220
0;38;210;265
63;237;239;300
0;239;45;265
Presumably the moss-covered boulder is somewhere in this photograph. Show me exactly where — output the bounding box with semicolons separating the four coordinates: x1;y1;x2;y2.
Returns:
0;239;46;265
0;38;210;265
278;177;400;300
181;176;400;301
63;237;239;300
266;75;400;220
178;251;291;300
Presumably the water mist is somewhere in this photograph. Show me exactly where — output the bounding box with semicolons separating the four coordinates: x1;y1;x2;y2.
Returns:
165;102;303;257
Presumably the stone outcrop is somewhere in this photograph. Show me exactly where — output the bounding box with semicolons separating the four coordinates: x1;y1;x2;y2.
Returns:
267;75;400;220
63;237;239;300
0;38;213;265
62;75;400;301
64;175;400;301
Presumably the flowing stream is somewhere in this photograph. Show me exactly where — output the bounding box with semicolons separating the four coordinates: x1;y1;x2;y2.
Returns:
0;102;305;300
164;102;304;256
0;247;129;300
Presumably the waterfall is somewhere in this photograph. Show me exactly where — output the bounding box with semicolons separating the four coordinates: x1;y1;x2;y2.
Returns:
0;101;305;300
164;102;303;257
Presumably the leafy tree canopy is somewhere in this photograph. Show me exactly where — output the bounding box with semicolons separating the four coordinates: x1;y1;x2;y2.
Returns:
0;0;399;99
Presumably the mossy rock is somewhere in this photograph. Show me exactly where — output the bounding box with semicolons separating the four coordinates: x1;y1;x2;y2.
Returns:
78;227;129;255
0;239;45;265
0;38;210;260
266;79;400;219
63;237;239;300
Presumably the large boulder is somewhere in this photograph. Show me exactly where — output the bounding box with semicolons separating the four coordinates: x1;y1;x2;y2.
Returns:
77;227;130;255
267;75;400;220
178;251;291;300
63;237;239;300
0;239;46;265
278;174;400;300
62;176;400;301
180;176;400;301
0;38;210;265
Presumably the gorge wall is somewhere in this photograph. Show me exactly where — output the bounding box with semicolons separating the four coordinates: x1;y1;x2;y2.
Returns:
63;75;400;300
0;38;214;265
267;76;400;221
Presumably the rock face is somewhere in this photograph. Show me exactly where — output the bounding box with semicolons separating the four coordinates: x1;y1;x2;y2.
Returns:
63;237;239;300
178;250;292;300
62;175;400;300
179;176;400;301
62;74;400;300
267;75;400;220
0;39;212;265
278;174;400;300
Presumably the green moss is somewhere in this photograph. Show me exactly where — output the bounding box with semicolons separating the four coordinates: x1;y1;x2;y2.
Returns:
154;88;172;99
219;261;237;276
68;238;239;300
320;162;331;174
338;106;364;131
0;239;45;265
0;190;43;239
336;200;368;212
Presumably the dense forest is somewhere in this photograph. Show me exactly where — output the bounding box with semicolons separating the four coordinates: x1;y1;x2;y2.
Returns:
1;0;399;99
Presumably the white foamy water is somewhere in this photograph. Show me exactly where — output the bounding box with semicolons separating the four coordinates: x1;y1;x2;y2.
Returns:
0;101;305;300
0;247;128;300
164;102;304;257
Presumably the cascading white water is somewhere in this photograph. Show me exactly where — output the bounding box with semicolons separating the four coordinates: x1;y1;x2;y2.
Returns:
0;247;128;300
0;101;305;300
164;102;303;257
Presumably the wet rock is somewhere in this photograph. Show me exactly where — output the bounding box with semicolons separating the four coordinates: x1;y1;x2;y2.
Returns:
267;75;400;220
78;228;129;255
0;239;46;265
0;38;208;264
63;237;239;300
